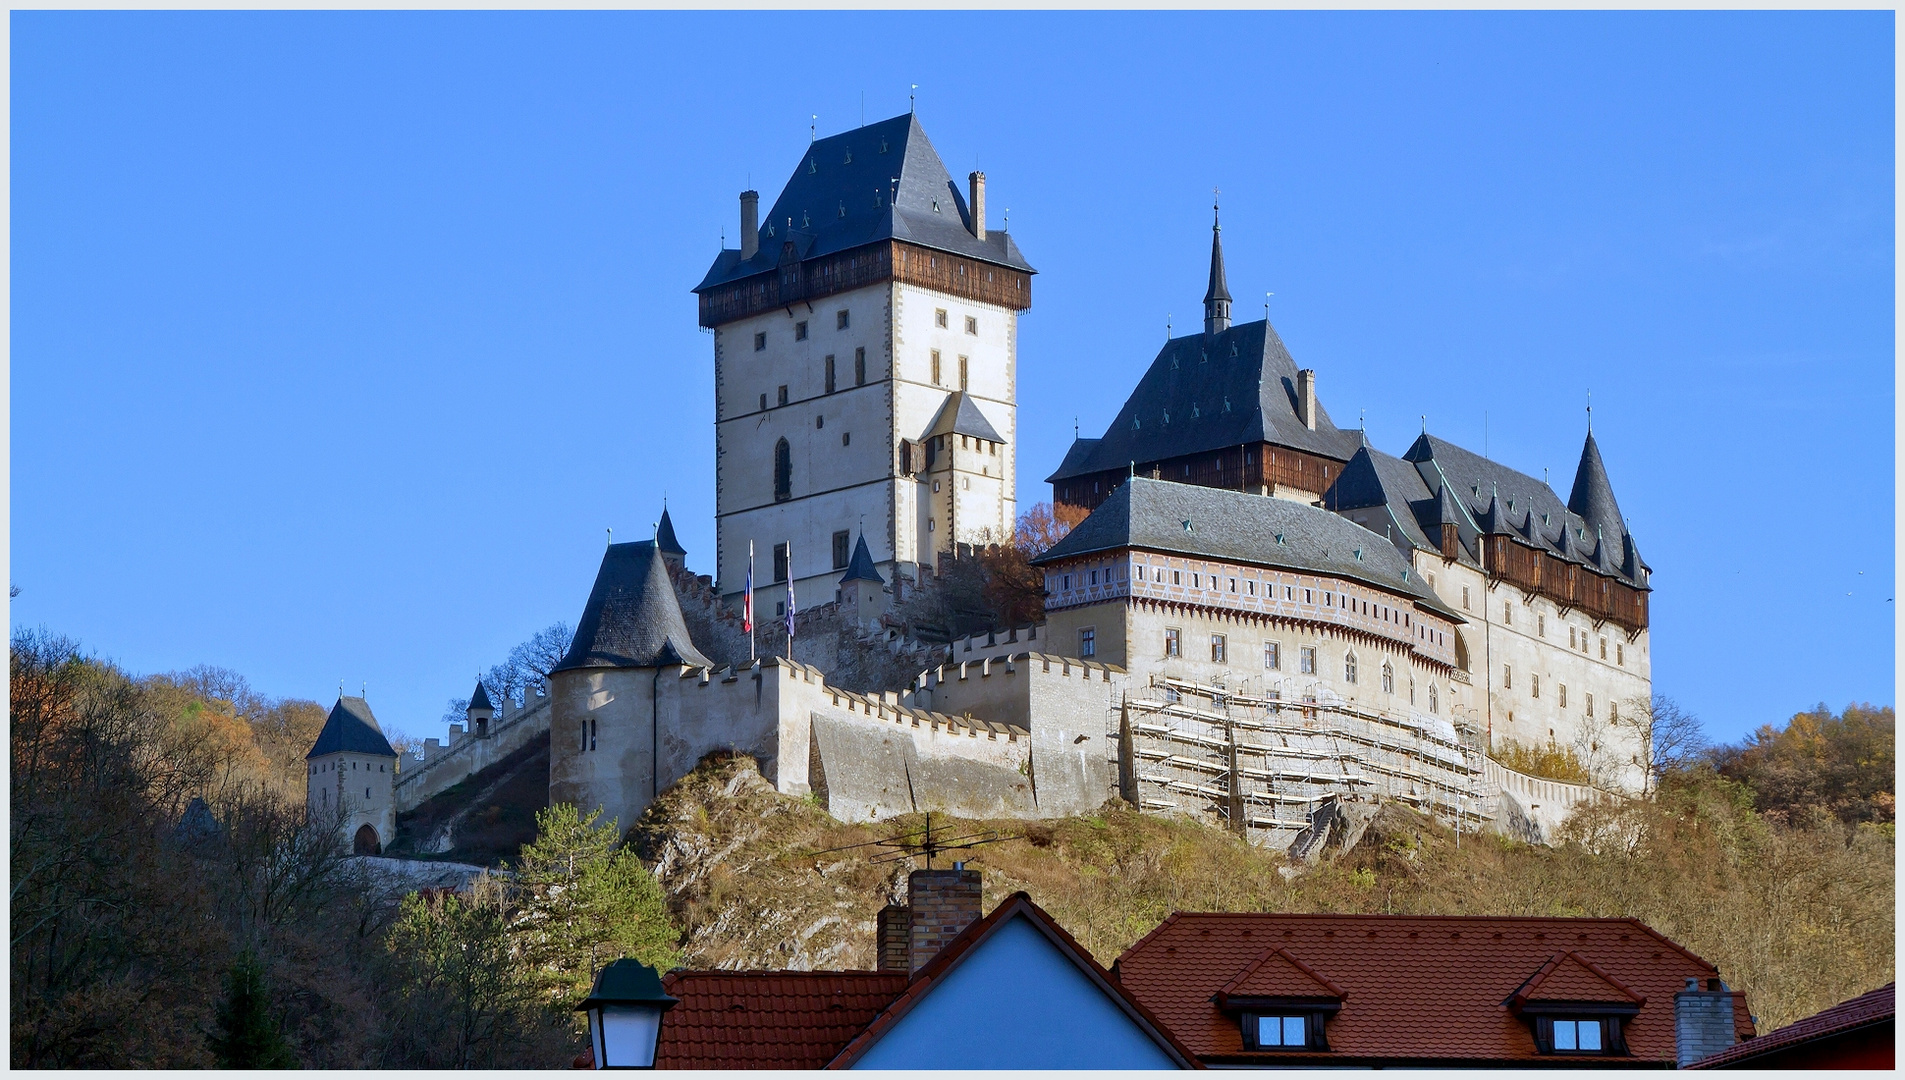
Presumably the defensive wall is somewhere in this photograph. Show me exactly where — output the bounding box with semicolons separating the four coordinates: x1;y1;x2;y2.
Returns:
395;686;550;813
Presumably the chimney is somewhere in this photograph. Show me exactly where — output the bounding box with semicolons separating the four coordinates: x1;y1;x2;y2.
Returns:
967;172;986;241
1297;369;1317;430
876;903;912;973
740;189;760;260
1676;977;1740;1067
906;865;982;974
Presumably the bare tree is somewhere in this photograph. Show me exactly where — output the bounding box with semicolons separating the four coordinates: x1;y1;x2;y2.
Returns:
442;623;575;724
1614;694;1709;796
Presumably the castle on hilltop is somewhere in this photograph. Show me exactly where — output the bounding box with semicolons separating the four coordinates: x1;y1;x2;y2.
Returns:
323;113;1653;851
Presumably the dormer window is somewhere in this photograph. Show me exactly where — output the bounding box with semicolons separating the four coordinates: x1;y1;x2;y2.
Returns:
1246;1014;1316;1049
1537;1016;1617;1055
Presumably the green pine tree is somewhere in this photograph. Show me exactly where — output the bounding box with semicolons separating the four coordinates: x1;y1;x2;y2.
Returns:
513;804;682;1006
207;949;298;1069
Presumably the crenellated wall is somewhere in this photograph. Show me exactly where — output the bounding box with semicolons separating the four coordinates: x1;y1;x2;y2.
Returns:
395;686;552;812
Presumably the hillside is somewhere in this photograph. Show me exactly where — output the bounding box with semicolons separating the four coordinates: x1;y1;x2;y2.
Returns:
631;752;1893;1035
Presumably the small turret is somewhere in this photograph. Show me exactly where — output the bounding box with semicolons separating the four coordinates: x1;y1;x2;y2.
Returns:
837;533;888;625
467;679;495;739
1203;203;1231;335
656;507;687;570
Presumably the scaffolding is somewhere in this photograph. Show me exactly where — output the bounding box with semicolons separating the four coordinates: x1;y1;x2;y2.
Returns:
1120;673;1493;845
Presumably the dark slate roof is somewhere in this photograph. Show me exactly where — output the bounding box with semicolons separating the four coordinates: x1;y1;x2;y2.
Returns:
1050;437;1101;480
553;541;712;672
1032;477;1459;619
1402;433;1647;587
1566;431;1626;550
656;507;687;556
925;391;1004;443
306;696;398;759
1047;319;1360;483
838;533;884;585
468;680;494;712
694;113;1033;295
1323;444;1438;554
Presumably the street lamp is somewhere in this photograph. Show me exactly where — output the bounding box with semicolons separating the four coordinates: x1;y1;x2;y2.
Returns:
577;958;678;1069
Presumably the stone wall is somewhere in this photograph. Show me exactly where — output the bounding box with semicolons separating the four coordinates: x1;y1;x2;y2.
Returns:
395;688;551;813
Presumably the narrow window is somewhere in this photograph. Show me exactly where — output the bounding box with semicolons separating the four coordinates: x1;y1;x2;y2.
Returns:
958;355;969;390
1559;683;1568;708
1211;634;1227;663
965;315;978;335
842;432;850;446
1165;628;1181;657
1381;663;1394;694
1599;637;1608;660
1264;641;1280;670
836;309;849;330
1299;646;1317;675
1538;613;1546;637
759;392;768;412
824;355;836;393
777;385;789;407
1172;571;1181;585
754;331;766;351
1428;683;1439;713
931;349;942;385
1503;664;1512;690
1504;602;1513;626
1089;570;1098;585
832;530;850;570
1616;643;1624;666
772;542;789;583
1344;651;1358;683
1569;626;1577;648
855;346;866;385
1409;677;1417;705
1532;673;1541;699
1462;585;1471;610
773;439;792;501
590;717;597;752
1586;692;1595;718
1079;627;1096;658
795;320;808;341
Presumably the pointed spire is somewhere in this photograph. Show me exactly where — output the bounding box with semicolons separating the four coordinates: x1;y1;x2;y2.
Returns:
468;679;494;712
1567;429;1627;547
1203;193;1231;335
656;505;687;559
837;533;884;586
554;541;711;672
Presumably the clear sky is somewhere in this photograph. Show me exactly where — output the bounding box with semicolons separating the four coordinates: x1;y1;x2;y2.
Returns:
11;11;1894;745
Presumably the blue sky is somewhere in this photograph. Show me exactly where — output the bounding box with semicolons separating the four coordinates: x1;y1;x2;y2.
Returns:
12;11;1894;745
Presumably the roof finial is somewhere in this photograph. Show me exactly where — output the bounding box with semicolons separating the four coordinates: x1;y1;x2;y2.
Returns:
338;678;343;699
1166;312;1172;339
361;681;366;700
1129;460;1136;478
1074;416;1079;438
1002;207;1009;230
1213;186;1221;227
1421;414;1427;434
910;84;917;114
1265;292;1273;321
1586;388;1593;433
606;526;612;548
810;114;817;142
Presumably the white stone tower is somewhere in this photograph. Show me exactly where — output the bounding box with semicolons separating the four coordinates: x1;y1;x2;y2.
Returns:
693;114;1034;616
304;695;399;854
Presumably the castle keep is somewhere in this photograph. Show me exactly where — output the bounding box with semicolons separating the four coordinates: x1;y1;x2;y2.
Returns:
323;113;1653;852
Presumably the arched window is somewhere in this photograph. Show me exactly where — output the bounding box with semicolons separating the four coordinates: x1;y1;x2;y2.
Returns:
1381;663;1394;694
1428;683;1439;714
1343;650;1358;683
1409;677;1416;705
773;438;792;502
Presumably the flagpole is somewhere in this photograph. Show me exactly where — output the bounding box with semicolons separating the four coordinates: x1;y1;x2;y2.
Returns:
747;540;757;666
785;538;796;662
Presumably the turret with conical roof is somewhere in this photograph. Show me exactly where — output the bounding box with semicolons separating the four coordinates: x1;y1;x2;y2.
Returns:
554;541;712;672
837;532;888;625
467;679;495;738
656;506;687;569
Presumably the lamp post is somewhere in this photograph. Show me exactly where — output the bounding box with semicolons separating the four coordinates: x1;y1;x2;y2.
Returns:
577;958;678;1069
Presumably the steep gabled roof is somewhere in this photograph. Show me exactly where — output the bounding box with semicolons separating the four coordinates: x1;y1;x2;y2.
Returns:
924;390;1004;443
651;970;908;1069
838;533;884;586
1048;319;1360;483
305;696;397;759
1323;444;1438;553
1689;982;1894;1069
553;541;712;673
1115;913;1750;1066
694;113;1033;295
827;892;1199;1069
1045;436;1103;483
1033;477;1458;619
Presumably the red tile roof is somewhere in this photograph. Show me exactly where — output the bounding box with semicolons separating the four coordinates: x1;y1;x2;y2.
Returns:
1114;913;1752;1067
651;970;908;1070
1688;982;1894;1069
1219;947;1346;1001
827;892;1202;1069
1514;950;1646;1007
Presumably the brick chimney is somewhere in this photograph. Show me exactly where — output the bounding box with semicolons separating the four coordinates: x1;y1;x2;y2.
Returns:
967;172;986;241
1297;369;1317;431
1676;977;1740;1067
875;903;912;973
904;865;982;974
740;189;760;260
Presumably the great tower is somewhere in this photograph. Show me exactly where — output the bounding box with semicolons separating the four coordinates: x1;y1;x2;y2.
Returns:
694;114;1033;617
